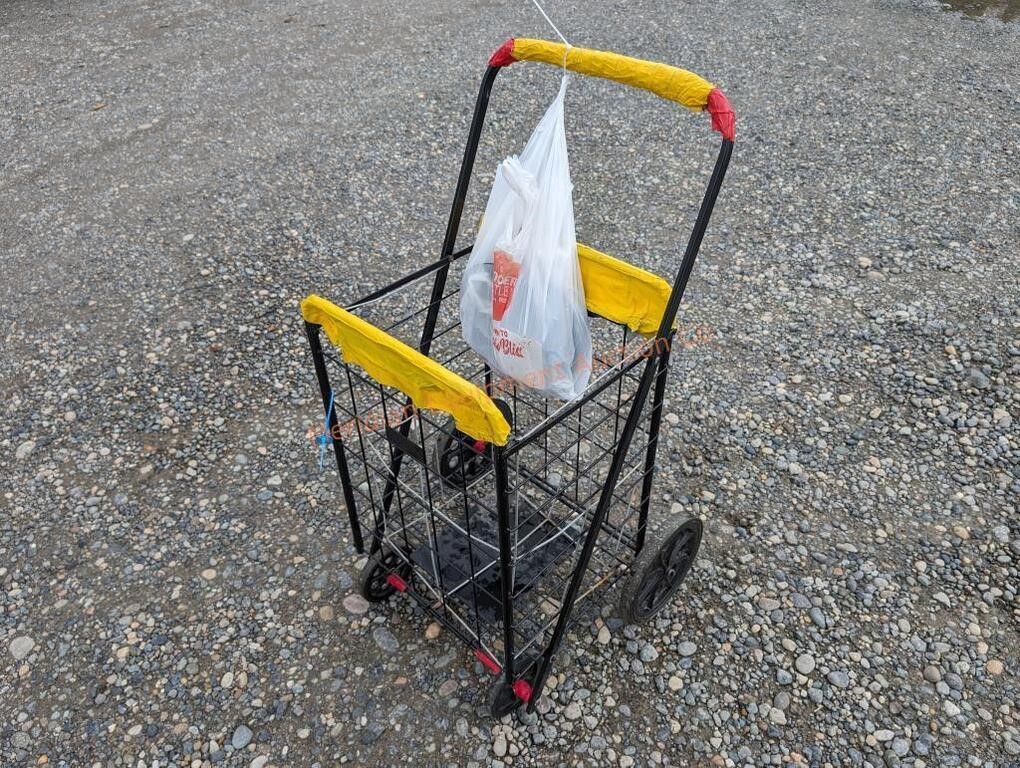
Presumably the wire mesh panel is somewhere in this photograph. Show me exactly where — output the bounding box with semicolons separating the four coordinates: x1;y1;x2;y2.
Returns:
313;253;667;677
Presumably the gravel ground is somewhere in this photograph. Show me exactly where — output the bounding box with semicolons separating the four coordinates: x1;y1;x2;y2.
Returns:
2;0;1018;766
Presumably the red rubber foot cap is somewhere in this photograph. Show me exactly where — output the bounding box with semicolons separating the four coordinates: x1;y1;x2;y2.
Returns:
512;679;533;703
385;573;407;592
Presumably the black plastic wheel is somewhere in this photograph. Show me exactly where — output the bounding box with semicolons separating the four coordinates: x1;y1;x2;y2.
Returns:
358;549;410;603
620;517;703;624
432;419;491;489
488;679;524;718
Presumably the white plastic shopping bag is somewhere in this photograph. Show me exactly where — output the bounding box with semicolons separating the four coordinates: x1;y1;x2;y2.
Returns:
460;76;592;400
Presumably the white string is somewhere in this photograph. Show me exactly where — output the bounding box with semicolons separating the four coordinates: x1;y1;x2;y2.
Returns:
527;0;570;47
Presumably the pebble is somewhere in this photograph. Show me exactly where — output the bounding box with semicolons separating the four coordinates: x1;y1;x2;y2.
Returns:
965;369;990;389
677;641;697;657
759;596;781;611
9;635;35;660
795;653;816;675
493;734;507;757
809;607;827;629
639;644;658;662
372;626;399;653
343;594;370;614
15;440;36;460
231;725;253;750
827;671;850;689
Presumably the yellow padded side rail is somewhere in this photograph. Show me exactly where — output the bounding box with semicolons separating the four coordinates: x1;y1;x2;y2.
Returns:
301;295;511;446
577;243;671;336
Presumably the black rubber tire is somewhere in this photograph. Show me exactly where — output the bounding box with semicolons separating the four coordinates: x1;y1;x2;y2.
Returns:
488;679;524;718
432;418;490;489
619;517;703;624
358;549;409;603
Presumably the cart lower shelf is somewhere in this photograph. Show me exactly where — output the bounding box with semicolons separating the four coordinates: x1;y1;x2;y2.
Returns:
410;507;576;626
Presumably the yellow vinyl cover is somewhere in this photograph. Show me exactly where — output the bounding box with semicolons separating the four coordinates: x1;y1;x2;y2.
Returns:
301;295;511;445
577;243;671;335
508;38;715;112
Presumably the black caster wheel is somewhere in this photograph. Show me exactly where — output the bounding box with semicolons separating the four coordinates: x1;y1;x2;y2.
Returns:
488;679;525;718
432;418;491;489
358;549;410;603
620;516;703;624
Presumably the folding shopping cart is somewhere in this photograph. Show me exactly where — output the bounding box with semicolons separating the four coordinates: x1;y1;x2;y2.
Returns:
301;37;735;717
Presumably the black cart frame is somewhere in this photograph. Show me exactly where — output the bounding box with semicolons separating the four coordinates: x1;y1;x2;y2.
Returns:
302;37;734;716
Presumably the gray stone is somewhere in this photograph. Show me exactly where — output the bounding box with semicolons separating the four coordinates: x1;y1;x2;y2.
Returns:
231;725;253;750
809;607;827;628
493;734;507;757
14;440;36;460
795;653;816;675
827;670;850;689
342;594;370;614
965;369;990;389
891;737;910;757
923;665;941;683
9;636;34;660
372;627;399;653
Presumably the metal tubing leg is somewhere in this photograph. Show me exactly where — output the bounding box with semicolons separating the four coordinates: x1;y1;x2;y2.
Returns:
378;66;502;525
635;337;673;554
525;139;732;710
494;447;517;685
526;354;659;710
305;321;365;553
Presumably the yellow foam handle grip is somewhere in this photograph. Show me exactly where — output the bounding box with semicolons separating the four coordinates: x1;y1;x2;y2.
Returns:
490;38;735;139
491;38;713;112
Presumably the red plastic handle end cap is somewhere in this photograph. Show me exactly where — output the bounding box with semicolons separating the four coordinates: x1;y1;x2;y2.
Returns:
707;88;735;142
489;38;516;67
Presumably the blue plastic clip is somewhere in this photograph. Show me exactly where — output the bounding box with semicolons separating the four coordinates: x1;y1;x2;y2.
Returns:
318;390;336;469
